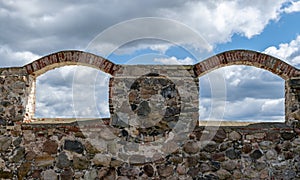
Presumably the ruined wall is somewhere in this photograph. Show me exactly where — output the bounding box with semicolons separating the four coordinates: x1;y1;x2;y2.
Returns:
0;50;300;179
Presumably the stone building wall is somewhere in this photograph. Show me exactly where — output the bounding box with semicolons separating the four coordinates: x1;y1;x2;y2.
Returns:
0;50;300;179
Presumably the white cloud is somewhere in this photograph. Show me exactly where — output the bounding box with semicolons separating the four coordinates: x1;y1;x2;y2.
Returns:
283;0;300;13
0;46;40;67
161;0;285;44
154;56;194;65
263;35;300;67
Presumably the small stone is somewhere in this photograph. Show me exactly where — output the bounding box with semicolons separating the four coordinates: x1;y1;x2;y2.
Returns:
198;152;211;161
284;151;294;159
213;129;227;143
129;155;146;165
31;170;41;179
266;149;277;160
92;154;111;167
210;161;221;172
35;154;54;167
43;140;58;154
283;169;296;179
186;156;199;167
217;169;231;180
60;168;74;180
10;147;25;162
73;156;89;170
176;164;186;175
0;158;5;169
281;132;295;140
219;142;232;151
56;152;70;169
199;163;211;172
225;148;241;160
84;141;100;154
222;160;236;171
282;141;292;151
18;162;31;179
169;156;183;164
211;152;225;162
41;169;57;180
64;140;84;154
98;167;109;178
254;161;266;171
203;141;217;152
292;137;300;145
260;169;269;179
13;137;22;147
266;132;280;141
84;168;98;180
228;131;241;141
0;136;12;152
242;143;252;154
187;167;200;178
0;170;13;179
250;150;263;160
143;164;154;177
233;170;242;179
183;141;199;154
157;165;173;177
99;128;117;140
259;141;272;150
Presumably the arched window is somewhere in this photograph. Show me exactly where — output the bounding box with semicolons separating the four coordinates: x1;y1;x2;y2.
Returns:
35;65;110;119
199;65;285;123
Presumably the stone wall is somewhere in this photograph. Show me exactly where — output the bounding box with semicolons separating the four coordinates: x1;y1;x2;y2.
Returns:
0;50;300;179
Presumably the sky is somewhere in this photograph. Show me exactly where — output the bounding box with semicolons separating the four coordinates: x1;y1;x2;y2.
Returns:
1;0;300;122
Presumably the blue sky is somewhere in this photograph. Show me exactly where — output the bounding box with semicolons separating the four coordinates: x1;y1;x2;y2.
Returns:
0;0;300;122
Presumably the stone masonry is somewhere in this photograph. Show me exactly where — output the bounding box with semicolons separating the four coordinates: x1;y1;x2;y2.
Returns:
0;50;300;179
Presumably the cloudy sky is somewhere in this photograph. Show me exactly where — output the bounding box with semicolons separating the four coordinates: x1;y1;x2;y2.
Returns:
1;0;300;122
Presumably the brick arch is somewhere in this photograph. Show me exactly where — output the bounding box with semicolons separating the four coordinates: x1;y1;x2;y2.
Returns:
23;50;120;77
193;50;300;80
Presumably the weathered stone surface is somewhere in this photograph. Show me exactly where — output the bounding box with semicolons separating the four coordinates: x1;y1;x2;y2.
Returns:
228;131;241;141
203;141;217;152
212;152;225;162
60;168;74;180
158;165;173;177
43;140;58;154
225;148;240;159
41;169;57;180
143;164;154;177
64;140;84;154
73;156;89;170
18;162;31;179
250;150;263;160
0;170;13;179
183;141;199;154
129;155;146;165
10;147;25;162
187;167;200;178
216;169;231;180
186;156;199;167
56;152;70;169
36;154;55;167
266;149;277;160
92;154;111;167
242;143;252;154
281;132;295;140
199;162;211;172
84;168;98;180
0;136;12;152
176;164;186;175
213;129;226;143
222;160;236;171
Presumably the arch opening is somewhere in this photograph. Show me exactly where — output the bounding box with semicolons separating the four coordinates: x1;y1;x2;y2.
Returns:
199;65;285;123
34;65;110;120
